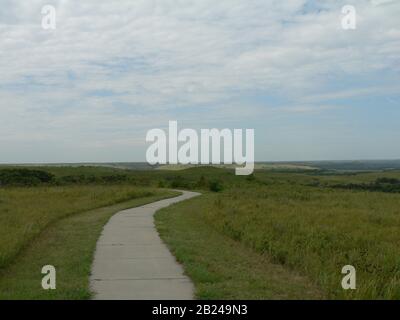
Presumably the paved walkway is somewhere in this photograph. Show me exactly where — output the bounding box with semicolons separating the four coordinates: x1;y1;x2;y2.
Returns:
90;190;200;300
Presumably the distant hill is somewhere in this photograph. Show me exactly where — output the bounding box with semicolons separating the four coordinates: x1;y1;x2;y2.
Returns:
297;160;400;171
155;160;400;172
2;160;400;172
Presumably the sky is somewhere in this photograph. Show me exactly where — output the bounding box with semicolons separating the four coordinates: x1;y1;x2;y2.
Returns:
0;0;399;163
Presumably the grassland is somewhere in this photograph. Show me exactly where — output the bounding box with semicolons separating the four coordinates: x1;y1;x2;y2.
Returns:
155;170;400;299
156;163;319;171
1;165;400;299
0;185;156;269
0;190;178;299
156;196;324;299
0;184;178;299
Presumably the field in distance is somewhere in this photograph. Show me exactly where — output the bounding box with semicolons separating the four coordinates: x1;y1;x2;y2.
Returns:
4;159;400;172
1;164;400;299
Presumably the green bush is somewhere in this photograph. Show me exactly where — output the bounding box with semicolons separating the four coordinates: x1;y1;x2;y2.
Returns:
196;175;208;188
332;177;400;193
0;169;55;186
209;180;223;192
169;176;191;189
57;174;130;185
158;180;166;188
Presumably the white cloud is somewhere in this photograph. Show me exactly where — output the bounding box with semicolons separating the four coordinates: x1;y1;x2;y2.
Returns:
0;0;399;161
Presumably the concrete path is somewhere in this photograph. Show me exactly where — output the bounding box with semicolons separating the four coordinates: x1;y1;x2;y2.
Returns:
90;190;200;300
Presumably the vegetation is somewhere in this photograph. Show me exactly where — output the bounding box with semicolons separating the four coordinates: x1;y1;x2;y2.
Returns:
209;180;224;192
0;184;171;270
2;164;400;299
0;169;55;186
331;177;400;193
0;190;178;299
155;169;400;299
156;196;323;299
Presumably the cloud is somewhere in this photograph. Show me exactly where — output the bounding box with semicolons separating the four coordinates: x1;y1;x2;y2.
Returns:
0;0;399;162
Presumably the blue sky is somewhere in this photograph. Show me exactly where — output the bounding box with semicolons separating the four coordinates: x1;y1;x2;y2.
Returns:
0;0;399;163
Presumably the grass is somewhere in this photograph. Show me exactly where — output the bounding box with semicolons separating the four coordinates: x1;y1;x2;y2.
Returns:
156;195;324;299
0;188;178;299
0;185;161;269
2;165;400;300
156;172;400;299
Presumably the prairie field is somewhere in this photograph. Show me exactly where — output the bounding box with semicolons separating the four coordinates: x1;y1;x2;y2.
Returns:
0;185;159;270
1;165;400;299
156;170;400;299
0;181;177;299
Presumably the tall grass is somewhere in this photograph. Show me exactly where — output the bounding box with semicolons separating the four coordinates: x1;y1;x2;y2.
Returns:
201;181;400;299
0;185;155;269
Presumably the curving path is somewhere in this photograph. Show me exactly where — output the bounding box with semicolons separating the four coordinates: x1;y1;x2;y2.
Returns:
90;190;200;300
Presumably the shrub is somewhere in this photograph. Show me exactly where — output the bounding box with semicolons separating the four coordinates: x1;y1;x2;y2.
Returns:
170;176;190;189
209;180;223;192
158;180;166;188
375;177;400;185
0;169;55;186
246;174;256;182
332;178;400;193
196;175;208;188
101;174;128;184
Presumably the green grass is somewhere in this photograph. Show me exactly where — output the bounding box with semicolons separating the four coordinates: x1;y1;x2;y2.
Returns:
156;172;400;299
0;185;162;269
2;165;400;300
0;188;178;299
156;195;324;299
